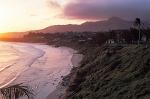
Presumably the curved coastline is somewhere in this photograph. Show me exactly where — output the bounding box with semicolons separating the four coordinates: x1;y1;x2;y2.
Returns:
0;42;83;99
0;42;45;89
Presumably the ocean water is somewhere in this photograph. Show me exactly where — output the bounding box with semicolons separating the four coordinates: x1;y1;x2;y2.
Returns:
0;42;75;99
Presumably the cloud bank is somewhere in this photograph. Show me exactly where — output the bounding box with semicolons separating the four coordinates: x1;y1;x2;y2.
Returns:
62;0;150;21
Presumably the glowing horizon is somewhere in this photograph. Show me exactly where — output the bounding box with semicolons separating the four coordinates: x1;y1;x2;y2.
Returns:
0;0;84;33
0;0;149;33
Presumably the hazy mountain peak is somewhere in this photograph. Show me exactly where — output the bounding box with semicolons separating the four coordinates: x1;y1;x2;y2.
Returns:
108;17;125;22
31;17;149;33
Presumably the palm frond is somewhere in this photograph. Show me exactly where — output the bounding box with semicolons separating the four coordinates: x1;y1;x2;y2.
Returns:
0;83;34;99
134;18;141;26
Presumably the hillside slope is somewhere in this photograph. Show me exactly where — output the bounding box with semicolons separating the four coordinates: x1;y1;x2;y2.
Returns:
35;17;150;33
35;17;133;33
65;45;150;99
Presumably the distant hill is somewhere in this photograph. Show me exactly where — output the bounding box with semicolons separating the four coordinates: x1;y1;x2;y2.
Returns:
34;17;150;33
1;17;150;38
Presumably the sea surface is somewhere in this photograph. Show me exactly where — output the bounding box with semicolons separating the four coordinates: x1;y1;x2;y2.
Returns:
0;42;75;99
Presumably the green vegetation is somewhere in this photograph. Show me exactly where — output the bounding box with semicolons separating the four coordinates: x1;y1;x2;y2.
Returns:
65;45;150;99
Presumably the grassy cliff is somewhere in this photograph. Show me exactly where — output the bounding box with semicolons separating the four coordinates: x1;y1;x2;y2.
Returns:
64;45;150;99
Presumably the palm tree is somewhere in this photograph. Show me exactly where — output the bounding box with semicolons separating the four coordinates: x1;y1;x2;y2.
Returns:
134;18;141;45
0;83;34;99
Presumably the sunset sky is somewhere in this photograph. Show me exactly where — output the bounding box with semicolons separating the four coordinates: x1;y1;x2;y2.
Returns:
0;0;149;33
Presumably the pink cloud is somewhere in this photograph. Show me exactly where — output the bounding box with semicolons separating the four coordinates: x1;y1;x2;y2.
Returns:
62;0;150;21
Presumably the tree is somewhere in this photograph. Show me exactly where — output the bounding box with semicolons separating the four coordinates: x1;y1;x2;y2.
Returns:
0;84;34;99
134;18;141;45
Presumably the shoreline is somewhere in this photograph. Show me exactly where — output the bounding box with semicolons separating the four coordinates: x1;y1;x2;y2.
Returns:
0;41;83;99
46;50;83;99
0;42;82;99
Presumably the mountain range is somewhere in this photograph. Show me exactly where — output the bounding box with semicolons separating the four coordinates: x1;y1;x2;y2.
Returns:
0;17;150;38
34;17;150;33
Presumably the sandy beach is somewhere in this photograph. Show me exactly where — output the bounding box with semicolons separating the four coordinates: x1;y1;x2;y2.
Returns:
46;53;83;99
0;42;82;99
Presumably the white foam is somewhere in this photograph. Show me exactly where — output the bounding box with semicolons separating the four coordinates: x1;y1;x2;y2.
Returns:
0;42;76;99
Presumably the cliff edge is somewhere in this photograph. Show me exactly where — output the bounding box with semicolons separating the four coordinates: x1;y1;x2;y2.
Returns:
65;45;150;99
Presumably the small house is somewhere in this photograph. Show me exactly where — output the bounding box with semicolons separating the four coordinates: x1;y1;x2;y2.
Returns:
106;39;115;44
